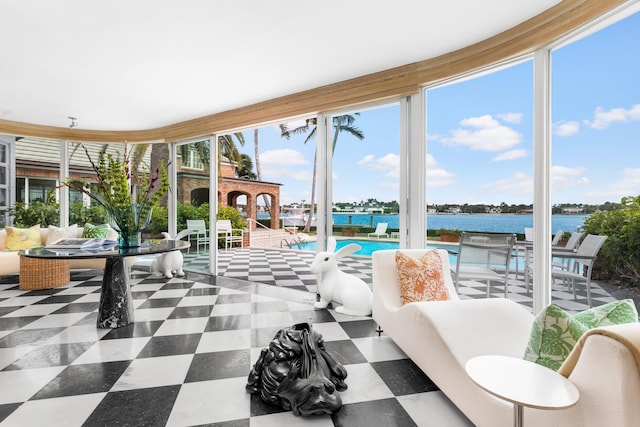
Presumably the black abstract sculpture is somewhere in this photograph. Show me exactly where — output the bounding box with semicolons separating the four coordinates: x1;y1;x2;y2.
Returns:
246;322;348;416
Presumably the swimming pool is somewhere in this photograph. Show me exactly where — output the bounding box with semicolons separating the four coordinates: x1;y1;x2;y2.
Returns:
291;239;451;257
289;239;520;271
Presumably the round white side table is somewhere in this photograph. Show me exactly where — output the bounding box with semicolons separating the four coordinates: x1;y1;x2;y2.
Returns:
465;355;579;427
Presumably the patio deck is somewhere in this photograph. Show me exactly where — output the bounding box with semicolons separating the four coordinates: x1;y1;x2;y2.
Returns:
181;247;627;314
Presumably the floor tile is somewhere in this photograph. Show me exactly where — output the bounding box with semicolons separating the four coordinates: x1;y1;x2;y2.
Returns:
111;354;193;391
185;349;251;382
0;393;106;427
84;386;179;426
166;377;251;427
31;360;131;399
332;398;416;427
338;363;394;405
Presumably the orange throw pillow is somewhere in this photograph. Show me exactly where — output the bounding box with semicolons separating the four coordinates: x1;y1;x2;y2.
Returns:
395;250;449;304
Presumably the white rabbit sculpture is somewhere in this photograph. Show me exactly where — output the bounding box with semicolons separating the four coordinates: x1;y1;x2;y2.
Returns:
150;229;192;279
310;237;372;316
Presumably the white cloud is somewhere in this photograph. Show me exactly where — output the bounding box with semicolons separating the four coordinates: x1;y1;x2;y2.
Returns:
584;104;640;130
498;112;523;124
551;165;590;190
553;121;580;137
358;153;399;178
426;154;456;187
357;154;375;166
259;148;310;181
583;168;640;201
441;114;523;151
492;149;528;162
482;172;532;195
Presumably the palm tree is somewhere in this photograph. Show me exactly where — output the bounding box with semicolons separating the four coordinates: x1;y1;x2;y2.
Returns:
176;133;245;170
281;114;364;232
237;154;257;179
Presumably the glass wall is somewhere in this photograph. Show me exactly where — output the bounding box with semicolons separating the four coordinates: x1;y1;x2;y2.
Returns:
330;104;401;241
425;61;534;236
549;11;640;304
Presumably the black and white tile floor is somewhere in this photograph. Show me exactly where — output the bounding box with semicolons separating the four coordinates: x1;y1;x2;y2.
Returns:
183;248;619;314
0;268;472;427
0;248;623;426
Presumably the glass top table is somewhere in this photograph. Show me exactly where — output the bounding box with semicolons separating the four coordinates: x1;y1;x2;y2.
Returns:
21;239;190;328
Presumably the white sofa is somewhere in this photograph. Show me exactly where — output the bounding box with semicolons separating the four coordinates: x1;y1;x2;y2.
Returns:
0;226;119;277
372;248;640;427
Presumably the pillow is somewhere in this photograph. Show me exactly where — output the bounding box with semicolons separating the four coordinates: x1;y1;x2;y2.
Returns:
46;224;78;245
395;250;450;305
5;225;41;251
82;223;110;238
523;304;588;371
573;299;638;328
524;301;639;371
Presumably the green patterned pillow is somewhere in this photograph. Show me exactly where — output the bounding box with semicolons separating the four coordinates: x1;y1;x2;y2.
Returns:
524;301;639;371
82;223;110;239
573;299;638;328
523;304;588;371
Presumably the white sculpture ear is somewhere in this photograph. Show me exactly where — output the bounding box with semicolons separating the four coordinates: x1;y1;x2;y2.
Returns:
174;229;193;241
326;237;337;253
161;232;171;240
335;243;361;259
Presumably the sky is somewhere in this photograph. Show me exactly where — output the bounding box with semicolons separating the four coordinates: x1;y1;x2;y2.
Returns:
234;11;640;207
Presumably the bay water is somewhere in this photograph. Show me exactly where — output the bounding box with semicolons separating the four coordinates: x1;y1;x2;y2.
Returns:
331;213;586;234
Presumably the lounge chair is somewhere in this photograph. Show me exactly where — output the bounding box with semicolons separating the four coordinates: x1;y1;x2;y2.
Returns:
367;222;388;239
372;248;640;427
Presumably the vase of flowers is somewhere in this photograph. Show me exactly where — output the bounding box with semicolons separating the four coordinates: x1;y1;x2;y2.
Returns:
66;144;170;248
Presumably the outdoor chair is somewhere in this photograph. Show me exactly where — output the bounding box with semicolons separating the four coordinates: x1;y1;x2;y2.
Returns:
216;219;244;250
186;219;209;254
551;229;564;246
552;231;583;272
452;232;517;298
367;222;389;239
551;234;608;307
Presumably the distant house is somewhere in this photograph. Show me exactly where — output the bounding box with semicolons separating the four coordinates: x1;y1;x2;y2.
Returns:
562;206;585;214
485;206;502;214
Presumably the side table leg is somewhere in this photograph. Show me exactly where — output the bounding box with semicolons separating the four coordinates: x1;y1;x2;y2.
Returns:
514;403;523;427
97;257;135;328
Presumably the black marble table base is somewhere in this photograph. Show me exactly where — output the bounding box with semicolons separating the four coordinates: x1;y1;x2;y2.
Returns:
97;257;135;328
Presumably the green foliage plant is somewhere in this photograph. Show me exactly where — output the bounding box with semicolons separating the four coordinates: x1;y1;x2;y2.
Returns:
437;228;462;237
583;195;640;285
7;201;59;227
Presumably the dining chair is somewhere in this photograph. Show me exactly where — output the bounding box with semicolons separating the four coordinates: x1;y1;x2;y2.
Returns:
551;234;608;307
186;219;209;254
452;232;517;298
216;219;244;250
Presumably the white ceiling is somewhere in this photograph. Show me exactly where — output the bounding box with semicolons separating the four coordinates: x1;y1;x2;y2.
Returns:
0;0;561;131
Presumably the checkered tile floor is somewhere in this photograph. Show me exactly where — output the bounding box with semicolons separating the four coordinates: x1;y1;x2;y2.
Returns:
0;269;472;427
183;248;620;314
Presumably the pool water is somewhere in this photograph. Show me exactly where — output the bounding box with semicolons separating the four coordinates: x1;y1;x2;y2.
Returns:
290;238;522;271
292;239;448;257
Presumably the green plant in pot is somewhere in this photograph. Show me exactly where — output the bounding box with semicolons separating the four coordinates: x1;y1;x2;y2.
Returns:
64;144;170;248
341;226;359;236
438;228;462;242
